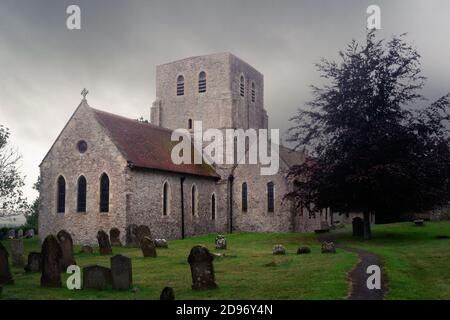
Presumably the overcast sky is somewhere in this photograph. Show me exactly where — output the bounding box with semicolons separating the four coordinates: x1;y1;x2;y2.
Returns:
1;0;449;201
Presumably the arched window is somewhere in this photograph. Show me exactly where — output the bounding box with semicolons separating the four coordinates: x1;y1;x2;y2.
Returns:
100;173;109;213
188;118;193;129
211;193;216;220
191;185;198;216
251;82;256;102
177;75;184;96
163;181;170;216
240;75;245;97
56;176;66;213
198;71;206;93
242;182;248;212
77;175;87;213
267;182;274;212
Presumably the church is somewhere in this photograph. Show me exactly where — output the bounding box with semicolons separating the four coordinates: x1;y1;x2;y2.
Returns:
38;52;334;245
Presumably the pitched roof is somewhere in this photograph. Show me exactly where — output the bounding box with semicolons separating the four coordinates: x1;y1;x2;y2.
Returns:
279;145;307;167
91;107;220;179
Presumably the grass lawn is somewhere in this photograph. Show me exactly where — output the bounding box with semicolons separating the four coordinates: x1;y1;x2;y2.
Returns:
333;221;450;300
0;232;356;300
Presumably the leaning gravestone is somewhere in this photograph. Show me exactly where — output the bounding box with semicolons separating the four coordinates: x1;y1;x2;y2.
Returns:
160;287;175;300
83;265;112;290
352;217;364;237
97;230;112;255
0;242;14;285
40;235;63;287
17;229;24;238
215;235;227;250
141;236;157;258
24;252;42;273
111;254;132;290
11;239;24;267
7;229;15;239
297;246;311;254
126;224;139;247
136;225;152;243
273;244;286;255
57;230;76;270
188;246;217;290
25;229;34;238
110;228;122;247
321;241;336;254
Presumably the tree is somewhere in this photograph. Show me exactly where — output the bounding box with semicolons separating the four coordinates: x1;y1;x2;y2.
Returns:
287;31;450;239
0;125;28;216
25;176;41;230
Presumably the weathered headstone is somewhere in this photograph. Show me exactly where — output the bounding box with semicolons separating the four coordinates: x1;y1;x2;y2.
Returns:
10;239;24;267
297;246;311;254
82;265;112;290
97;230;112;255
321;241;336;254
141;236;157;258
215;235;227;250
187;246;217;290
24;252;42;273
40;235;62;287
0;242;14;285
80;245;94;254
273;244;286;255
154;239;168;248
160;287;175;300
110;228;122;247
17;229;24;238
352;217;364;237
25;229;34;238
110;254;132;290
57;230;76;270
126;224;139;247
7;229;15;239
136;225;152;243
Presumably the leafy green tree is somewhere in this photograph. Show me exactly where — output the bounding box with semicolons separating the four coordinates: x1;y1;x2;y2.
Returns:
287;31;450;239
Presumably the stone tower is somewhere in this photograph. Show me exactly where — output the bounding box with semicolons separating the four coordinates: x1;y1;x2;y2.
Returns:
151;52;268;132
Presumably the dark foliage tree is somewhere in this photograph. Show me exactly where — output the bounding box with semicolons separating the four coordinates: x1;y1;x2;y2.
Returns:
287;31;450;239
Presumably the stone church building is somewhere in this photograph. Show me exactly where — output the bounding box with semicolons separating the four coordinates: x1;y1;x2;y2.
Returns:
38;53;335;245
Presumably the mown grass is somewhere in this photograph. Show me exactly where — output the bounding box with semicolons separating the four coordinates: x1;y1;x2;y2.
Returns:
0;232;356;300
333;221;450;300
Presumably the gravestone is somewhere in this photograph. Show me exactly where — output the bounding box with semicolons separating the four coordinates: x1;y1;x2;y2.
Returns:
111;254;132;290
136;225;152;243
7;230;15;239
187;246;217;290
24;252;42;273
25;229;34;238
110;228;122;247
273;244;286;255
17;229;24;238
82;265;112;290
321;241;336;254
297;246;311;254
10;239;24;267
160;287;175;300
40;235;62;287
141;236;157;258
352;217;364;237
215;235;227;250
80;245;93;254
57;230;76;270
414;219;425;226
0;242;14;285
126;224;139;247
97;230;112;255
154;239;168;248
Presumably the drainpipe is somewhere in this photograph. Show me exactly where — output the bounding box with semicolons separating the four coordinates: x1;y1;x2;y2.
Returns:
180;177;185;239
228;175;234;233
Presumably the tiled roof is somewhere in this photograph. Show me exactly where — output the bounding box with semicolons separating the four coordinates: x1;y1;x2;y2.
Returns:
92;108;220;179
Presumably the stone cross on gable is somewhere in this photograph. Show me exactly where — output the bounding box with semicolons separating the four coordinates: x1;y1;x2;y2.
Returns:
81;88;89;100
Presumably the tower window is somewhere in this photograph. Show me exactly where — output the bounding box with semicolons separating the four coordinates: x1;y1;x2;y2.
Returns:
188;119;193;129
163;181;170;216
100;173;110;213
56;175;66;213
242;182;248;212
177;75;184;96
267;182;274;212
211;193;216;220
77;175;87;213
240;75;245;97
251;82;255;102
191;185;198;216
198;71;206;93
77;140;88;153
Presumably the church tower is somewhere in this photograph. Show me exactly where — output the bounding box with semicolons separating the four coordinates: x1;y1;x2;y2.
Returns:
151;52;268;132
